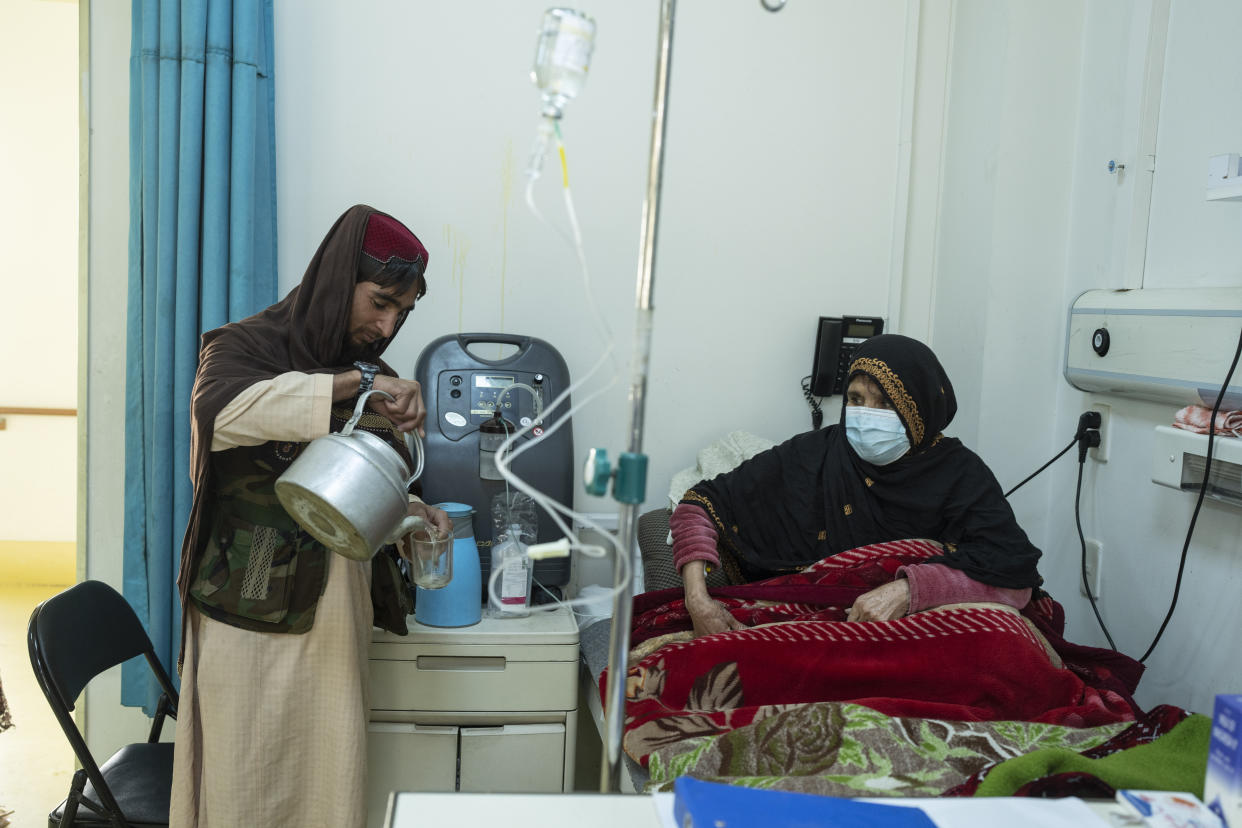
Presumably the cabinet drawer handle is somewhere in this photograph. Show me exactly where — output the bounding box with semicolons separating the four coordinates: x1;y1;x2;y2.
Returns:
415;655;507;672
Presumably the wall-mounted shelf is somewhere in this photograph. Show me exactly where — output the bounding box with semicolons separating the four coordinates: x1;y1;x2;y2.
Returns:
1206;179;1242;201
1202;181;1242;198
1152;425;1242;508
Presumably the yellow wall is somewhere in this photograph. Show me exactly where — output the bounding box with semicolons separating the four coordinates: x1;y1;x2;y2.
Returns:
0;541;75;587
0;0;80;543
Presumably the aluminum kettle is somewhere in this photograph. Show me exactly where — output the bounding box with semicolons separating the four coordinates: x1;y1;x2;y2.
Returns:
275;389;427;561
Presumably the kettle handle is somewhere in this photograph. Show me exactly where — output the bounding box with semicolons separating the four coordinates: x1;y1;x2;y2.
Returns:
384;514;428;546
343;389;425;485
405;430;424;485
341;389;390;436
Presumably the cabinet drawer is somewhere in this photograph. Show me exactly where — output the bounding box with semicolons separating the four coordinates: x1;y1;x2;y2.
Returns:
370;657;577;712
459;724;566;793
366;723;457;828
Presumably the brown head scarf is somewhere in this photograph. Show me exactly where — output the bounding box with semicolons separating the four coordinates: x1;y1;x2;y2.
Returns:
176;205;428;630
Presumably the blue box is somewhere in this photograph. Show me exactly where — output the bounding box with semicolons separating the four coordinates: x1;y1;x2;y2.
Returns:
673;777;937;828
1206;694;1242;828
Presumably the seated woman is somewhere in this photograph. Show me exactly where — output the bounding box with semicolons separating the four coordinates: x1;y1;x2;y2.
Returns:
672;333;1041;638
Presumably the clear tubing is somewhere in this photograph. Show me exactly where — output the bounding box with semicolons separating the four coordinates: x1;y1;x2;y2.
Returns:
525;118;574;247
495;382;544;422
484;380;632;617
486;540;629;620
495;108;630;618
516;64;660;791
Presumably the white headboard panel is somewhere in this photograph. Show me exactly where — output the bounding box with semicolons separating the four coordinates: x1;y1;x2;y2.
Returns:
1065;288;1242;407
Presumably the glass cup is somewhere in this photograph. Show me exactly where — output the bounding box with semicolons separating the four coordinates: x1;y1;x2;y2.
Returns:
403;525;452;589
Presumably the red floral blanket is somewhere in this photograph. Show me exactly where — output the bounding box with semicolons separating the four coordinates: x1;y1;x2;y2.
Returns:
608;540;1143;767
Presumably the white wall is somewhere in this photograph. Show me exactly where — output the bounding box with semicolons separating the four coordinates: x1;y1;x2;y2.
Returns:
0;0;79;542
1053;0;1242;712
272;0;913;508
928;0;1092;559
938;0;1242;714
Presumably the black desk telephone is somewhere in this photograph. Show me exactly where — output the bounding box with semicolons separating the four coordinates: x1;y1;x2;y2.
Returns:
804;315;884;428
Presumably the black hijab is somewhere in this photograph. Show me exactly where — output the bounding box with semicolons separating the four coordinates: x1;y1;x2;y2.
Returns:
682;334;1042;588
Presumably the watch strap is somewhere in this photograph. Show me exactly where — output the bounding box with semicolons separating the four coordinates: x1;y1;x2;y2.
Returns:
353;361;379;396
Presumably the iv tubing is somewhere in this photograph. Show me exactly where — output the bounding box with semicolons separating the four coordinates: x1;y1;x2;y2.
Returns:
486;384;632;617
515;22;677;789
488;109;631;619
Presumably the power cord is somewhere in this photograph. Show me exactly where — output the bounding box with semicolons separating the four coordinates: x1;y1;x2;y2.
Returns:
1002;324;1242;662
1073;427;1116;649
1005;411;1115;648
1005;411;1099;498
1138;322;1242;663
801;375;824;430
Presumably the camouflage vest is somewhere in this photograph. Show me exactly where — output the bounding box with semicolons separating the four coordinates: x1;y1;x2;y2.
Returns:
188;439;329;634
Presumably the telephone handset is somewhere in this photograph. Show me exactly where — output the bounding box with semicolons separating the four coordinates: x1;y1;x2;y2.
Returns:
806;316;884;427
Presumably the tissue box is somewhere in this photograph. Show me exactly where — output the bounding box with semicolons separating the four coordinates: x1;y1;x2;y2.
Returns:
1206;694;1242;828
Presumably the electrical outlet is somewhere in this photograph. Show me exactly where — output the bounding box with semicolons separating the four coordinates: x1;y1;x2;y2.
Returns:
1090;402;1110;462
1080;538;1103;598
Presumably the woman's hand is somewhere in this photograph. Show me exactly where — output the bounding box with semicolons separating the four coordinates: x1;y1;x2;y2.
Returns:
846;579;910;622
681;560;746;638
371;375;428;436
686;593;746;638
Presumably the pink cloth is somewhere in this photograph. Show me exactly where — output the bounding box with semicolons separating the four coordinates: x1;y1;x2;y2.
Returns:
1172;405;1242;436
670;503;720;572
899;563;1031;613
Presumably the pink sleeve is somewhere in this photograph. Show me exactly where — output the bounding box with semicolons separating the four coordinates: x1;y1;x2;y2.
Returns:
670;502;720;572
898;563;1031;613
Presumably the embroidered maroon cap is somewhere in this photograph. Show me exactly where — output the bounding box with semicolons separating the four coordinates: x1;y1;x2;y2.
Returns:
362;212;428;268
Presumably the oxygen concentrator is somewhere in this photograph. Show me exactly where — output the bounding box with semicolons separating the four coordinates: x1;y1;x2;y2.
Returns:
414;333;574;600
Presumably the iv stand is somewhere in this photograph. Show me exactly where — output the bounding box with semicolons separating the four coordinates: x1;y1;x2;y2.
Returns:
598;0;676;793
597;0;786;793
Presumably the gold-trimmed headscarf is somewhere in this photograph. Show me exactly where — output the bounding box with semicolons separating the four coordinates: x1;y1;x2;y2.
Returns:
847;335;956;452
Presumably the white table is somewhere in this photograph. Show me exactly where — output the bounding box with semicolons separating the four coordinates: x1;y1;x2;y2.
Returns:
383;791;1123;828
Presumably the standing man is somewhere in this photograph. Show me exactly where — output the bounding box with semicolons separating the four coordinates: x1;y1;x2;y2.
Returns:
171;205;451;827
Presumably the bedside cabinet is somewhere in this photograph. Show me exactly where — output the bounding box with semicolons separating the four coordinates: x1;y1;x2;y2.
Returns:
366;605;580;827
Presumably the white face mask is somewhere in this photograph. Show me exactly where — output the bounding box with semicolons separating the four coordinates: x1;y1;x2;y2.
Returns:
844;406;911;465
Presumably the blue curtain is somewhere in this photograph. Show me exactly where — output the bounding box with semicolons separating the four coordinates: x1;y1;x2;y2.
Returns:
123;0;277;711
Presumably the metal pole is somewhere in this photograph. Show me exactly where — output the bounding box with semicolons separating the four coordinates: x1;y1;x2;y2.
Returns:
600;0;676;793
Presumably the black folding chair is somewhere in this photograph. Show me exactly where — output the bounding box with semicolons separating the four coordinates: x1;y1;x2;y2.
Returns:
27;580;179;827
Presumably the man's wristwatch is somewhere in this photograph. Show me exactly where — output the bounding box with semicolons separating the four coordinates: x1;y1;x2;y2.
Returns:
353;361;380;396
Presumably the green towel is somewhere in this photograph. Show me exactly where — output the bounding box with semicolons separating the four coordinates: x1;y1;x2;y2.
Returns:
975;714;1211;797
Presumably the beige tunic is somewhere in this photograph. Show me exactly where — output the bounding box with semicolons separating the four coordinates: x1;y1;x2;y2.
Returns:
171;372;374;828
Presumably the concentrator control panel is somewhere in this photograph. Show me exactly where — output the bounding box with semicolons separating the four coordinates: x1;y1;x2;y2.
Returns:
437;370;548;439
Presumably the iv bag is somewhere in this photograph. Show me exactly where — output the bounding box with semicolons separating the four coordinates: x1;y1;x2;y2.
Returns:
531;8;596;119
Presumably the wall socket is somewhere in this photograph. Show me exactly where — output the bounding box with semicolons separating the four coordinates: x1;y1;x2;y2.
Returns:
1089;402;1110;462
1080;538;1103;598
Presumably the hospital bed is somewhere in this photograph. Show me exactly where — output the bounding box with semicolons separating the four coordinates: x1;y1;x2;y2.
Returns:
576;508;679;793
573;510;1182;800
